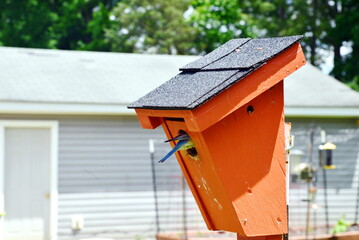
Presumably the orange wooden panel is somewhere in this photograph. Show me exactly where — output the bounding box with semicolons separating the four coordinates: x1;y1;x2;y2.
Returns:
133;42;306;238
237;234;283;240
160;82;287;236
162;119;242;231
188;42;305;132
134;42;305;133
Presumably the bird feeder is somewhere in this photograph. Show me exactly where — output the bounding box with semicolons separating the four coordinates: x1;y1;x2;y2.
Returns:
319;142;337;169
289;149;304;182
129;36;306;239
300;164;317;183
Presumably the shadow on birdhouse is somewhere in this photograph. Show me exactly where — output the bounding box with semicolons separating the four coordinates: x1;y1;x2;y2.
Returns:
129;36;306;239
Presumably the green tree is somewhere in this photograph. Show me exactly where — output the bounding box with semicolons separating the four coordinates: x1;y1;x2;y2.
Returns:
242;1;315;63
0;0;115;51
189;0;257;53
189;0;359;90
248;0;359;87
189;0;321;60
0;0;57;48
84;2;113;51
324;0;359;85
251;0;359;89
105;0;197;54
53;0;115;51
0;0;358;90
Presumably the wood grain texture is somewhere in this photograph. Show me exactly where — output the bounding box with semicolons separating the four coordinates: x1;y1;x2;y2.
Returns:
134;42;306;238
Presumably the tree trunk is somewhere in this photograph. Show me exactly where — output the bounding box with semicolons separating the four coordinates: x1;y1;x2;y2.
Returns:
332;43;343;81
310;0;317;66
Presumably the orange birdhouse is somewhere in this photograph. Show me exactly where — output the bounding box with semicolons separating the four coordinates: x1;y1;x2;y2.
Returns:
129;36;306;239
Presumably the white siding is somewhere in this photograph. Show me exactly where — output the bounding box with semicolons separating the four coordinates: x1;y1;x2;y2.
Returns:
57;117;206;239
59;116;359;238
286;117;359;236
57;117;359;238
1;115;357;239
58;191;205;240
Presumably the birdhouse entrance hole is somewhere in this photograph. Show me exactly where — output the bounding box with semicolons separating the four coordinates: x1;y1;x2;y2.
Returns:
178;130;198;160
246;105;254;114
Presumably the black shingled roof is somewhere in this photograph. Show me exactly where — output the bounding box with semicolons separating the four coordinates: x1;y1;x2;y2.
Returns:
128;35;302;110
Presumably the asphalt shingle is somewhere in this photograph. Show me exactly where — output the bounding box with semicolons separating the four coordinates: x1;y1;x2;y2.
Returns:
129;36;303;110
130;70;239;109
187;64;264;109
203;35;302;70
179;38;250;71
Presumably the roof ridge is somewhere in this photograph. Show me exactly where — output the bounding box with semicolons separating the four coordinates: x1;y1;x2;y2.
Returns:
129;35;304;110
179;38;251;71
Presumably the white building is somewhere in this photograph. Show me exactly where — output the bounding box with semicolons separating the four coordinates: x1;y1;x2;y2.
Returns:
0;46;358;240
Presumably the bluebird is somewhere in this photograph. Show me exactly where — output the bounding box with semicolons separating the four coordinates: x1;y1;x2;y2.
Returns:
159;132;194;163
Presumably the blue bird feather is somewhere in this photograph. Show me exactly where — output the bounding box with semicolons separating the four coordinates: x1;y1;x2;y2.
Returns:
165;132;190;142
159;132;194;163
159;139;188;163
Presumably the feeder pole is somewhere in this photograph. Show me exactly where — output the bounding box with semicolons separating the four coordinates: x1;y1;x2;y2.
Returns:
305;129;314;240
354;155;359;224
320;130;330;233
313;205;317;240
322;169;329;233
355;184;359;224
149;139;161;235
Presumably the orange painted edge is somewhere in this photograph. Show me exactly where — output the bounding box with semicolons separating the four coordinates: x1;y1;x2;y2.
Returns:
134;108;193;129
189;42;306;132
161;120;216;230
237;234;283;240
134;42;306;132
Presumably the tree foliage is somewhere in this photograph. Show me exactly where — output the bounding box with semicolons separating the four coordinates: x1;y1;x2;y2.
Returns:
324;0;359;84
0;0;57;48
249;0;359;85
189;0;257;54
0;0;358;90
0;0;114;51
188;0;359;89
238;0;325;66
53;0;115;51
105;0;196;54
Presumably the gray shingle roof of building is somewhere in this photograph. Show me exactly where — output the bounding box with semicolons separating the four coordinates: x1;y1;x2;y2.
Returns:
128;36;302;110
0;45;358;112
0;47;196;105
284;63;359;107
